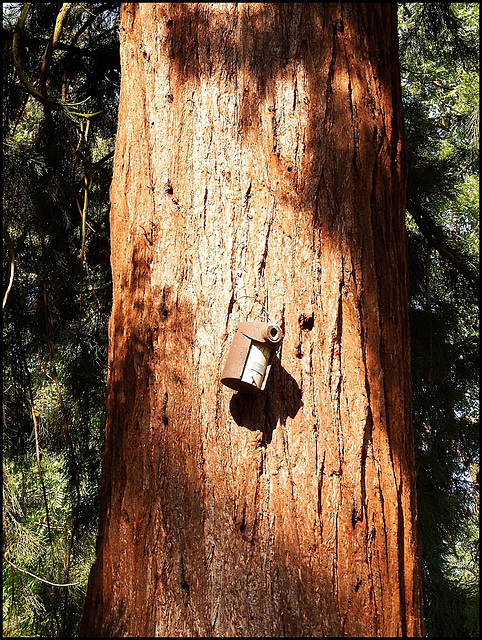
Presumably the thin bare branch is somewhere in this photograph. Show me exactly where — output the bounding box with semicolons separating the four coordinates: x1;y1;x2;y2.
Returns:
3;556;79;588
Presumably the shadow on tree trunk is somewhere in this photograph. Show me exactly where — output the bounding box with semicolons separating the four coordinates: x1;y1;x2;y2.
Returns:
229;356;303;445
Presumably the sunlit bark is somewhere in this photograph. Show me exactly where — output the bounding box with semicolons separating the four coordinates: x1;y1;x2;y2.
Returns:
80;3;423;636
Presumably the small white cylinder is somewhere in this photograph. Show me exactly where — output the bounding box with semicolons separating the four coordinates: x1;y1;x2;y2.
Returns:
240;340;273;389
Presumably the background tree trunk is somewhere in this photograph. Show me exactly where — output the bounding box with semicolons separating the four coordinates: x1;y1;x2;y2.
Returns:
80;3;423;636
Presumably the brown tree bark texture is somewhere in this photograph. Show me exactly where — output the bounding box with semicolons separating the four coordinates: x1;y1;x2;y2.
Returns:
81;3;423;637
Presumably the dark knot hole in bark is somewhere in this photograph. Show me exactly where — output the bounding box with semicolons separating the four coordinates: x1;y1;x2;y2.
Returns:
299;313;314;331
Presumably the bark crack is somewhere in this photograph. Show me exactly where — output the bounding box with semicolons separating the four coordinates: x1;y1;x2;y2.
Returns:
317;450;326;540
329;267;344;460
203;186;208;231
179;555;190;593
258;220;271;278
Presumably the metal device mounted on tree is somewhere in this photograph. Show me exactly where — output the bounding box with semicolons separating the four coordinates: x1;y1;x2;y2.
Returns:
221;321;283;394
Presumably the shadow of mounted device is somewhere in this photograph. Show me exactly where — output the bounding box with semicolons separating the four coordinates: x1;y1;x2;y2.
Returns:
229;355;302;445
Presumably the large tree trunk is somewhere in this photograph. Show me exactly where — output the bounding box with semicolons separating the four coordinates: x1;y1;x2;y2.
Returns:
80;3;423;636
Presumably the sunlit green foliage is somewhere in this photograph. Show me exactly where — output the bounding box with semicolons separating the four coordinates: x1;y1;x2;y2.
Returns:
3;454;96;636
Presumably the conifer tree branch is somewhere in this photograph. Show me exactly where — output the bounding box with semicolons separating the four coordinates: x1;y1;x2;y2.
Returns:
407;198;479;298
39;3;72;99
12;3;57;109
2;222;15;310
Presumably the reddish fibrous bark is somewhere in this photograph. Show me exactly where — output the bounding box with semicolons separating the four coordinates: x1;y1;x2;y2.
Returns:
80;3;423;636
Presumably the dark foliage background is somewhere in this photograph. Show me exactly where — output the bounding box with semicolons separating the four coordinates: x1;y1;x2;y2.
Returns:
3;3;120;635
400;3;479;636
